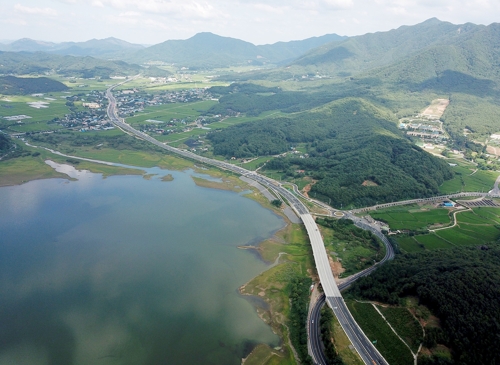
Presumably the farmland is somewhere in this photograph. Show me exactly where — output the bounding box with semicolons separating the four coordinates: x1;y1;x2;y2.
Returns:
369;205;451;231
439;160;499;194
392;207;500;252
346;300;414;365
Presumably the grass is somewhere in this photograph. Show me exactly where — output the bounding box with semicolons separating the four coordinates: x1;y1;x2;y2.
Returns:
242;156;271;171
0;142;145;187
330;314;364;365
346;300;414;365
241;223;314;365
396;236;424;253
370;207;451;231
126;100;217;124
377;306;423;354
439;161;499;194
414;234;454;249
320;223;386;276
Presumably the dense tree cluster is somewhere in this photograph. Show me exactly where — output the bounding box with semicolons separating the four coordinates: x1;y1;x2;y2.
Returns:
319;306;345;365
287;276;313;365
0;76;68;94
208;97;453;207
348;245;500;365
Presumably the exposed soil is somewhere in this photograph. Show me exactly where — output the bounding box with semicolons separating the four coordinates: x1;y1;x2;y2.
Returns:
422;99;449;118
487;145;500;156
329;256;346;278
362;180;378;186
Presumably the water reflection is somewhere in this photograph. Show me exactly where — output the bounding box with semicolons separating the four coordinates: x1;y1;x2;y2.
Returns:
0;167;283;365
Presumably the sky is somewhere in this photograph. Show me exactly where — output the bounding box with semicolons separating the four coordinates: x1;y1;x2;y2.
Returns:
0;0;499;45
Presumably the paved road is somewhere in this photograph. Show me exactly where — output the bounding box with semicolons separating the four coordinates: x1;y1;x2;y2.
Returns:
490;174;500;195
105;82;388;365
308;217;395;365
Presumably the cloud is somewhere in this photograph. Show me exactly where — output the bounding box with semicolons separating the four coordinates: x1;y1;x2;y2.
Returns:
320;0;353;9
14;4;58;16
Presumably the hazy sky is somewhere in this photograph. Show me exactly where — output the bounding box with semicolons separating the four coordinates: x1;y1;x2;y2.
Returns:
1;0;498;45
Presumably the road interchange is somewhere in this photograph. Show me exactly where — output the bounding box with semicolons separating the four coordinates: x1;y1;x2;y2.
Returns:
108;81;500;365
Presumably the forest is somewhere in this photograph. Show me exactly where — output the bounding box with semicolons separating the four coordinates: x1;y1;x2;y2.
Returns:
208;97;453;207
0;76;68;94
347;244;500;365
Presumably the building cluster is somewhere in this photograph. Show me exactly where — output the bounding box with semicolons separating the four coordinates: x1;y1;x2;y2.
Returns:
399;115;447;142
115;88;211;118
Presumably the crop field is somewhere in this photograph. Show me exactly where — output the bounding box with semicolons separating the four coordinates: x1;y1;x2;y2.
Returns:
377;306;423;354
439;161;499;194
370;207;450;230
346;301;413;365
126;100;217;125
396;236;423;253
0;94;72;125
414;233;454;249
241;156;270;171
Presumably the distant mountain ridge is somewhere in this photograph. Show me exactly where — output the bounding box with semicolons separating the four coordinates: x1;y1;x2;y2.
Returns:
290;18;494;77
0;33;346;68
124;32;347;68
0;37;144;58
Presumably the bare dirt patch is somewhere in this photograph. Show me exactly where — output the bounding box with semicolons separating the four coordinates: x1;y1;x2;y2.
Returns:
302;179;317;198
362;180;379;187
487;145;500;156
422;99;449;119
329;256;346;278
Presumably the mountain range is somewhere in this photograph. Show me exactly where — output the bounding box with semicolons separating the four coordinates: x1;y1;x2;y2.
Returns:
0;37;144;58
0;33;346;69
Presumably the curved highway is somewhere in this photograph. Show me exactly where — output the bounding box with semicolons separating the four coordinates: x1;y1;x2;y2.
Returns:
106;82;389;365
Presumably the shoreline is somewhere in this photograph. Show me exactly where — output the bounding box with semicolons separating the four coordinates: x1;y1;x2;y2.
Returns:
2;149;303;364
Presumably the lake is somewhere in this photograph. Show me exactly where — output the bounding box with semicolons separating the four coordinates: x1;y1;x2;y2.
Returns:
0;165;284;365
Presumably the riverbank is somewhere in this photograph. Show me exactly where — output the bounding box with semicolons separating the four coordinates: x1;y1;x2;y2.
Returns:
1;143;314;365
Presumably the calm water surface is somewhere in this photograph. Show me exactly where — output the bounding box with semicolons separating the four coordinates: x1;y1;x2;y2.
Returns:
0;167;284;365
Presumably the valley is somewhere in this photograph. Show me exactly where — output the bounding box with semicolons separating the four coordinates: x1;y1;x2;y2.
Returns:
1;17;500;365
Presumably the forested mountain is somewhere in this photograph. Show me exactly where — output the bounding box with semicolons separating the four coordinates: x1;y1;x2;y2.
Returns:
291;18;487;75
0;76;68;94
348;244;500;365
208;98;452;207
0;37;144;58
126;32;345;68
0;52;168;78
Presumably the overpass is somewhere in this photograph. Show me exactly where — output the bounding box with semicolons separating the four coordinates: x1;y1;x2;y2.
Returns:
106;82;389;365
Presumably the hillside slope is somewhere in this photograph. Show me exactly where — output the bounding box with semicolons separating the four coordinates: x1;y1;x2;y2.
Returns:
126;32;345;68
290;18;485;76
208;98;452;207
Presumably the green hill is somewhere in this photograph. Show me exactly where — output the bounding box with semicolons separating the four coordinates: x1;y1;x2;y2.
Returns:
290;18;484;76
348;244;500;365
0;52;162;78
0;75;68;94
126;32;345;68
208;98;452;207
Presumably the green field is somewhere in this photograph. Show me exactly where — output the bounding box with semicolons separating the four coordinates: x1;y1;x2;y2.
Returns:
377;306;423;354
396;207;500;252
126;100;217;124
439;161;499;194
414;233;454;249
346;300;414;365
370;206;451;230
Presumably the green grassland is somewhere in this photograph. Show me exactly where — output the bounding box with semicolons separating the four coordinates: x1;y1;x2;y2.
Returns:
317;218;386;276
346;300;414;365
439;161;499;194
395;207;500;252
0;141;144;186
114;75;228;93
241;223;314;365
126;100;217;125
377;306;423;354
369;206;451;231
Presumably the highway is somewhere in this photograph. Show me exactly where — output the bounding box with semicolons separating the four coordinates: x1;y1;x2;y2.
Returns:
105;82;389;365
